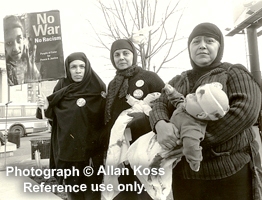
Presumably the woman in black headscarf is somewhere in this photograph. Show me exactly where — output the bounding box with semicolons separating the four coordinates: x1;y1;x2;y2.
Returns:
104;39;164;142
103;39;165;200
37;52;106;200
150;22;262;200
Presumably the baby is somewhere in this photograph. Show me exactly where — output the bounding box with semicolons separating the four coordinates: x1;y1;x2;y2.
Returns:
163;82;229;171
126;83;229;199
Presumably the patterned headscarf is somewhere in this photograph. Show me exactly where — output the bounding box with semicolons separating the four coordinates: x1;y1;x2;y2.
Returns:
105;39;138;124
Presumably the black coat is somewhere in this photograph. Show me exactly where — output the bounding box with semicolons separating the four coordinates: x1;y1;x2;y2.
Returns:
104;67;164;148
37;53;106;164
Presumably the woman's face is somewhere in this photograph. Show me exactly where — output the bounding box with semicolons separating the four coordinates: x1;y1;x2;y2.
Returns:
5;27;25;62
113;49;133;70
69;60;86;82
189;36;220;67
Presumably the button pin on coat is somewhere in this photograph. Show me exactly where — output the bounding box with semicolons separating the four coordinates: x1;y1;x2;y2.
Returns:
76;98;86;107
133;89;143;98
136;80;144;87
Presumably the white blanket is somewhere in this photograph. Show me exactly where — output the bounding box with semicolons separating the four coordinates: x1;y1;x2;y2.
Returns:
102;92;169;200
127;131;180;200
102;108;133;200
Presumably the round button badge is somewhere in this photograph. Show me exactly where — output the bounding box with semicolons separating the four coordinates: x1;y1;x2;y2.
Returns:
133;89;144;98
136;80;144;87
76;98;86;107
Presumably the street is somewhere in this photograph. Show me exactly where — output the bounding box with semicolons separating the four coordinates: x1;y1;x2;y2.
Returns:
0;117;39;122
0;117;49;137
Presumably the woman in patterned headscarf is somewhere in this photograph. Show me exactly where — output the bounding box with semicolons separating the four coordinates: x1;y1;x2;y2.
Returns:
103;39;164;200
37;52;106;200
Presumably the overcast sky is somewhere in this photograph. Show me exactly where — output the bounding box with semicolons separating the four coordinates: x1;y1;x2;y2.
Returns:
0;0;261;84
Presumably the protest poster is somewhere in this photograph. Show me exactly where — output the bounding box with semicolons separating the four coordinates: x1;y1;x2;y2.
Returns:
3;10;65;86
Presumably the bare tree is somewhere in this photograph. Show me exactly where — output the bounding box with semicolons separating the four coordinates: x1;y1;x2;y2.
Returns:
89;0;188;72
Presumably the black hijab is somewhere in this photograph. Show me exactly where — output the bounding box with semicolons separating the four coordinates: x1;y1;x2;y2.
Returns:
110;39;137;69
187;22;224;88
49;52;106;102
105;39;139;124
46;52;106;161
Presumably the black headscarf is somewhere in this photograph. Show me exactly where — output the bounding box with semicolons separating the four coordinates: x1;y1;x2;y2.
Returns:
46;52;106;161
110;39;137;69
48;52;106;105
105;39;139;124
187;23;224;87
188;22;224;71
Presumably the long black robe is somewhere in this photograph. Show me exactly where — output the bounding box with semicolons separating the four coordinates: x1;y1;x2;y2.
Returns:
37;52;106;185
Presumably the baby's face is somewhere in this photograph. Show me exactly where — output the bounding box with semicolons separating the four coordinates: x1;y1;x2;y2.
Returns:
185;93;204;119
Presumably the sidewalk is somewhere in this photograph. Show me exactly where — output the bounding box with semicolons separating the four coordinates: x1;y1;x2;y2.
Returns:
0;134;62;200
0;170;61;200
0;157;61;200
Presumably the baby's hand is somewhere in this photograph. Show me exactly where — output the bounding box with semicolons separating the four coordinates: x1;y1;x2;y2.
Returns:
163;84;174;95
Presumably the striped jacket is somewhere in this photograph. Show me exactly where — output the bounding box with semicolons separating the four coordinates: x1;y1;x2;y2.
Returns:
149;62;261;180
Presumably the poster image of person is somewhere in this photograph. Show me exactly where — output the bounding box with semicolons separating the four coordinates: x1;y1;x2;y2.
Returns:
4;15;40;86
3;10;65;86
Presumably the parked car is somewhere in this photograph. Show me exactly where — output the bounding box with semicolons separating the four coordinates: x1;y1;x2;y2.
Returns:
0;117;49;137
0;103;49;137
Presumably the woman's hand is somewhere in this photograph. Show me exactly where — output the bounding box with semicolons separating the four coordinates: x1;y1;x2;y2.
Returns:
155;120;180;150
37;94;49;109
